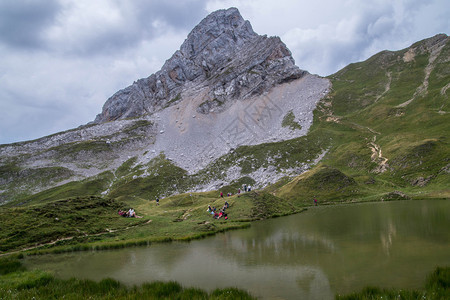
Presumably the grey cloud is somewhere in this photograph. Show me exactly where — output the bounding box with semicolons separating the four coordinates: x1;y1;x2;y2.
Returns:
287;0;446;75
0;103;75;144
0;85;95;144
135;0;208;29
0;0;208;56
0;0;61;49
59;0;209;56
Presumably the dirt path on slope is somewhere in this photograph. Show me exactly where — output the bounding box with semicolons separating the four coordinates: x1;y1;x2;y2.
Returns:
375;71;392;102
368;135;389;173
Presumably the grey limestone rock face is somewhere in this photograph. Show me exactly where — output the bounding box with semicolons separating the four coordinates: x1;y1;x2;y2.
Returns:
94;7;305;122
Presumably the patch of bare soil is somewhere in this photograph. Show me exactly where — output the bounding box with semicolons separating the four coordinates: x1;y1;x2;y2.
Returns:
368;136;389;173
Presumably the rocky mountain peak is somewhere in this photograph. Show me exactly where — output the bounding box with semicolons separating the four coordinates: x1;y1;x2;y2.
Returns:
179;7;257;58
94;8;306;123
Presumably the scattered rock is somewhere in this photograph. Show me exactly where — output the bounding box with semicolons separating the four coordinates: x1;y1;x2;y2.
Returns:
381;191;411;201
410;175;434;187
440;163;450;173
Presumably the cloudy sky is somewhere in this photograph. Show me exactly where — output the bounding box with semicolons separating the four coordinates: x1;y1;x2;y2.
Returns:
1;0;448;144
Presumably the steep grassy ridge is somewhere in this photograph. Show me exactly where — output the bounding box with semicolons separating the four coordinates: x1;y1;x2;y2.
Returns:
277;34;449;202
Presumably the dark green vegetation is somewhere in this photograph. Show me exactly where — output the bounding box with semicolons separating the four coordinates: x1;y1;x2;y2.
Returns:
0;35;448;255
282;110;302;130
13;172;115;206
165;92;182;108
0;257;447;300
0;119;156;205
0;196;147;253
0;257;256;299
336;266;450;300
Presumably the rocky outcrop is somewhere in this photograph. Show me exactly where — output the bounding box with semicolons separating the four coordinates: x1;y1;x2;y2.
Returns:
94;7;305;123
381;191;411;201
410;175;434;187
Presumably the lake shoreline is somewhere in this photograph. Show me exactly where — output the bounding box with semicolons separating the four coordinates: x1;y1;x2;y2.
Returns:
3;194;447;257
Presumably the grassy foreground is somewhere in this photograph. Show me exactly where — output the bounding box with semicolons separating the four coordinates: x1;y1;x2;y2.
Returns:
336;266;450;300
0;256;256;299
1;257;448;299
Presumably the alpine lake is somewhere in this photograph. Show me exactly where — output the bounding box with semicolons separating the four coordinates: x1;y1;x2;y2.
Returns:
24;199;450;299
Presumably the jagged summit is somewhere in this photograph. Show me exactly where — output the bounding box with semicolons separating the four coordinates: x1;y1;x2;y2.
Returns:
94;7;305;123
179;7;257;58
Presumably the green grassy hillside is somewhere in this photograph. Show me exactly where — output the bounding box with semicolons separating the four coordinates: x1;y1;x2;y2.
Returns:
276;34;450;203
0;190;303;254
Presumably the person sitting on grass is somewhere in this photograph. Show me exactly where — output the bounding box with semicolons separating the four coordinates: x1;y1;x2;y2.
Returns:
118;209;127;217
215;209;228;220
128;208;143;218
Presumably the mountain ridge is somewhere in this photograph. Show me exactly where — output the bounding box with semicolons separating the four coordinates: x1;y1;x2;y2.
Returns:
0;8;328;204
0;10;448;206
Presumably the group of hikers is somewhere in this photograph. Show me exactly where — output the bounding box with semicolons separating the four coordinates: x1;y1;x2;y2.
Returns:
207;201;229;220
210;184;256;219
118;208;142;218
118;188;318;221
220;184;252;198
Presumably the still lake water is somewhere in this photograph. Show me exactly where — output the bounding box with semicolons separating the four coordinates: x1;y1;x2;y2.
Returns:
25;200;449;299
